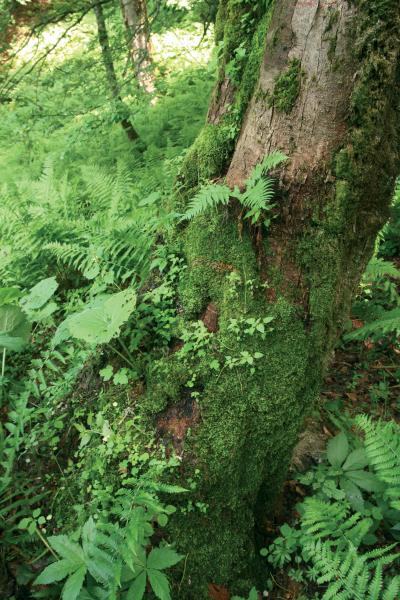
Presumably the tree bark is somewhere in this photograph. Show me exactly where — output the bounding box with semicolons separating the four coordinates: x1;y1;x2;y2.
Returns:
119;0;154;94
93;2;139;141
142;0;400;597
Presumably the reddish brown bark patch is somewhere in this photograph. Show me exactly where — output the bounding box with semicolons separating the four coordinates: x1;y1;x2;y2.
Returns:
201;302;219;333
208;583;230;600
157;395;200;453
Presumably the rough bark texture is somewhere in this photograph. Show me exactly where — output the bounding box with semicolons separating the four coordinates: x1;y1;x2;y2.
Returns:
94;3;139;142
119;0;154;94
141;0;400;597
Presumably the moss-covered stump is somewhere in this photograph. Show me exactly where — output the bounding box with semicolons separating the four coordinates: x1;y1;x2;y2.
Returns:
141;0;400;597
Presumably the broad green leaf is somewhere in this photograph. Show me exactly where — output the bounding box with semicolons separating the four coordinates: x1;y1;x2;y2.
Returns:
34;559;74;585
52;316;74;347
340;477;364;512
0;334;27;352
113;369;128;385
157;514;168;527
342;448;369;471
68;289;136;345
62;566;86;600
147;547;183;571
83;263;100;280
0;287;21;307
31;301;58;323
68;307;111;345
0;305;26;334
127;571;146;600
148;569;171;600
327;432;349;468
346;470;385;493
22;277;58;311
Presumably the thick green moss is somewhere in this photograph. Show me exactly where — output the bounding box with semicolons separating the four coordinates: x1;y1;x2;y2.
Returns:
141;215;317;597
267;58;302;113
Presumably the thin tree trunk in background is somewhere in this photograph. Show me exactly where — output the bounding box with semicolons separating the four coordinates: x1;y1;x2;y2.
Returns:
119;0;154;94
93;2;139;141
140;0;400;597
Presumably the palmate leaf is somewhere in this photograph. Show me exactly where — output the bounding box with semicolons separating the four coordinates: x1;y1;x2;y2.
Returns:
48;535;85;564
327;432;349;468
342;448;369;471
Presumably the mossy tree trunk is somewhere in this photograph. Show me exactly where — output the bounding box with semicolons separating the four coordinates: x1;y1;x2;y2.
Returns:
143;0;400;597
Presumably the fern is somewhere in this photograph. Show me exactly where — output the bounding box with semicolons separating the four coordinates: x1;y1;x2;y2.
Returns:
244;150;287;189
355;416;400;510
183;183;231;220
363;257;400;283
345;307;400;340
0;160;162;286
306;539;400;600
182;151;287;223
301;498;371;549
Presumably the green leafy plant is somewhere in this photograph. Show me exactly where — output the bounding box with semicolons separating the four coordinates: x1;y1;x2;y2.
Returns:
182;151;287;225
263;416;400;598
54;289;136;347
33;517;182;600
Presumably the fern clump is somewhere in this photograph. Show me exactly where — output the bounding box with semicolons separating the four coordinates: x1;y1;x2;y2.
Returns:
182;150;287;225
356;415;400;511
262;417;400;599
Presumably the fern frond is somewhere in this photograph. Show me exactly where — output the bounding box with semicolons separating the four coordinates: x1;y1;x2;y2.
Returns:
183;184;231;220
245;150;287;188
355;416;400;510
383;577;400;600
307;540;399;600
345;307;400;340
301;498;371;549
364;257;400;283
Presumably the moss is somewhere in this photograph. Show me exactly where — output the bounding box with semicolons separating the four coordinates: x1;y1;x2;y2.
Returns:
143;214;315;597
324;8;340;33
178;2;274;195
179;124;233;191
268;58;302;113
143;0;400;597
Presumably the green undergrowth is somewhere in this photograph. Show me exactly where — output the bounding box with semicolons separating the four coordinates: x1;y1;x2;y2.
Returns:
1;1;400;599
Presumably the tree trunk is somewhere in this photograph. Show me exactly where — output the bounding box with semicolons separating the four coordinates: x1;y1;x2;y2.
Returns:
119;0;154;94
93;2;139;141
142;0;400;597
